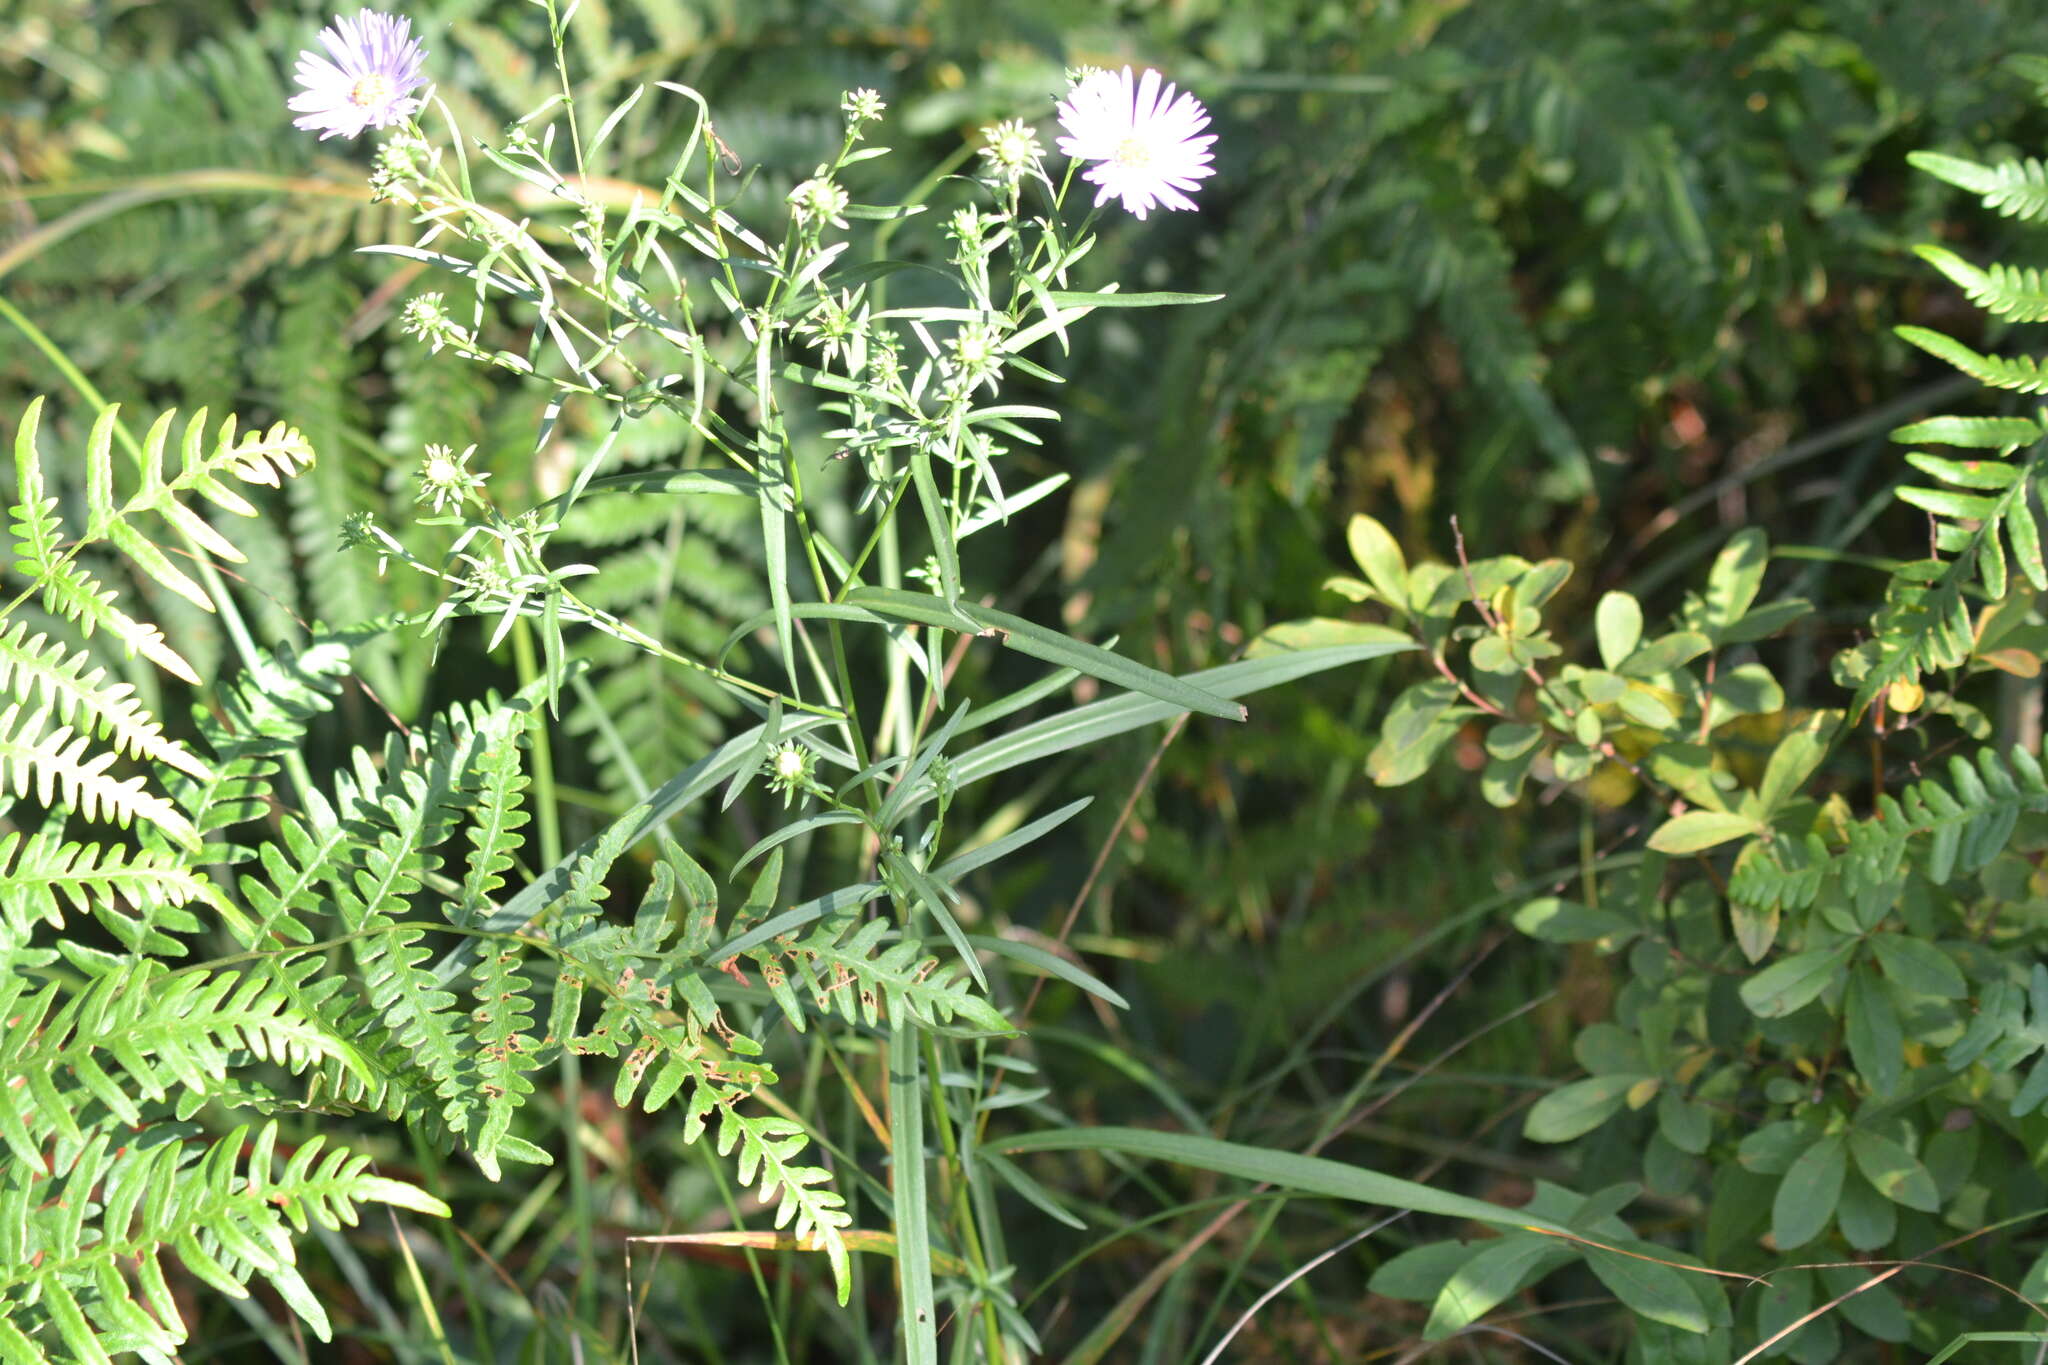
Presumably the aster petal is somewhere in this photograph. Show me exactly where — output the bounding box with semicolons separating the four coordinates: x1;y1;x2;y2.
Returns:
1134;68;1163;124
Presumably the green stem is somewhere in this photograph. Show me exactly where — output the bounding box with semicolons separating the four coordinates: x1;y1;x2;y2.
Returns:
511;618;564;870
922;1031;1007;1362
542;0;587;181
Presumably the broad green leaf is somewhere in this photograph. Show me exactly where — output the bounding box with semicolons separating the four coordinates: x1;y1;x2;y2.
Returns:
1868;934;1966;998
1368;1241;1480;1301
1424;1235;1569;1340
1757;714;1834;816
1730;898;1780;964
1512;897;1637;945
1706;660;1786;714
1596;592;1644;669
1846;1130;1940;1211
1647;811;1760;854
1423;555;1530;615
1524;1075;1641;1143
1481;748;1538;806
1584;1245;1710;1334
1834;1169;1897;1251
1771;1135;1846;1249
1739;942;1854;1017
1619;631;1712;680
1719;600;1812;645
1516;558;1572;608
1345;514;1408;612
1657;1088;1712;1155
1844;969;1904;1098
1469;634;1517;674
1573;1022;1647;1076
1819;1265;1910;1342
1486;722;1543;760
1618;686;1677;730
1737;1122;1809;1175
1702;529;1768;634
1754;1269;1835;1361
1646;743;1728;813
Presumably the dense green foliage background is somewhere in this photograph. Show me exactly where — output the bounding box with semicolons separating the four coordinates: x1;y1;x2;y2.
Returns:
14;0;2048;1359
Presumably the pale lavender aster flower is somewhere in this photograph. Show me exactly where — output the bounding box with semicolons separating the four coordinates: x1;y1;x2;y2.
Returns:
289;10;428;141
1055;66;1216;220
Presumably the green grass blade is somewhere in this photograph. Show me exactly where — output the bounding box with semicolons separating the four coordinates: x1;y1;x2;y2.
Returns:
890;1022;939;1365
985;1127;1572;1235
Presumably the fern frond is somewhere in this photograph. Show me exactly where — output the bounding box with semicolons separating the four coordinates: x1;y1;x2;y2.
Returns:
330;770;470;1132
10;403;199;685
0;618;211;779
1840;552;1980;722
229;695;547;1160
1915;245;2048;323
715;1109;852;1299
1879;745;2048;885
1907;150;2048;221
180;633;354;857
769;916;1011;1034
0;960;365;1164
1895;326;2048;395
1729;832;1828;915
0;1120;446;1357
1946;966;2048;1116
0;704;201;852
457;712;531;922
447;713;539;1177
0;831;217;945
84;404;314;612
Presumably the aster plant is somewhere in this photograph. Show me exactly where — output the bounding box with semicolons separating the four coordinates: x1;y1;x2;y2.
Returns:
0;10;1410;1358
256;21;1370;1359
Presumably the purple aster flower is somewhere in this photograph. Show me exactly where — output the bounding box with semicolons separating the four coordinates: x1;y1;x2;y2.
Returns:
1055;66;1216;220
288;10;428;141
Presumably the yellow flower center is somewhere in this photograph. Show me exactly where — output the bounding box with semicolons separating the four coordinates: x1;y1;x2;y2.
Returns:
349;73;395;108
1112;136;1152;169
